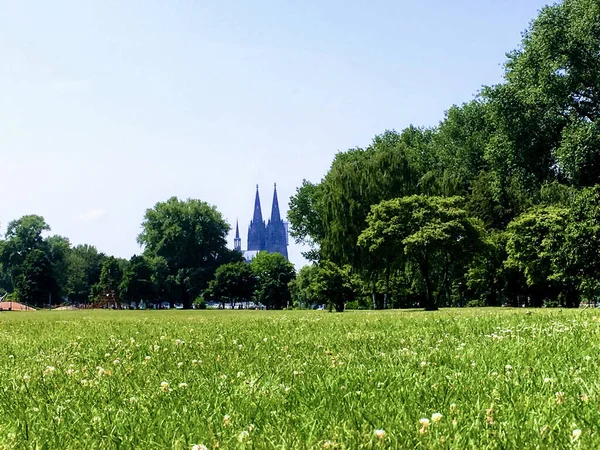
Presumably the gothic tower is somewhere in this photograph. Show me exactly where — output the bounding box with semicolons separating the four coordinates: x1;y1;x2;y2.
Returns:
247;185;266;251
265;183;289;259
234;220;242;252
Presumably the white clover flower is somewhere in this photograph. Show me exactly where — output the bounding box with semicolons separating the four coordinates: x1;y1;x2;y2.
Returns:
420;361;427;367
449;403;457;413
191;445;208;450
160;381;169;392
43;366;55;375
263;337;268;342
179;382;188;389
432;413;443;423
238;430;250;442
113;359;120;365
544;377;553;384
104;353;111;358
177;362;184;368
23;374;30;383
573;429;582;441
145;356;151;361
374;429;386;439
505;364;512;371
420;418;430;428
223;414;231;427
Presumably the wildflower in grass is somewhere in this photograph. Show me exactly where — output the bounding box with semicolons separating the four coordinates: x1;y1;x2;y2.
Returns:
585;355;591;361
581;394;589;403
144;356;151;362
486;407;494;425
263;337;268;342
544;377;553;384
505;364;512;371
420;361;427;367
43;366;55;375
432;413;442;423
419;418;430;434
177;362;184;368
572;429;582;441
8;355;14;359
223;414;231;427
555;392;565;404
129;397;137;403
237;371;244;378
179;382;188;389
23;374;30;383
374;429;386;439
322;440;333;448
238;430;250;443
113;359;120;365
175;339;184;346
449;403;457;413
104;353;111;358
540;425;551;436
66;368;75;376
160;381;169;392
191;445;208;450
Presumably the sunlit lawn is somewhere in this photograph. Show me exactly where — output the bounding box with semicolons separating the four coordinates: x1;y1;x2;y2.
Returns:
0;308;598;449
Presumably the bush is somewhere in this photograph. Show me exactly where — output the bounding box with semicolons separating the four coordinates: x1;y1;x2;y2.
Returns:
465;299;485;308
544;299;560;308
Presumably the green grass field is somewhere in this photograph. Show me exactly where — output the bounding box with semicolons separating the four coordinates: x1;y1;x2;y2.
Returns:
0;308;598;449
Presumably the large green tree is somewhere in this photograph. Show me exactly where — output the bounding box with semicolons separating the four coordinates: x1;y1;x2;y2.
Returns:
206;261;256;308
251;252;296;309
137;197;234;309
119;255;156;305
15;249;58;307
359;196;484;310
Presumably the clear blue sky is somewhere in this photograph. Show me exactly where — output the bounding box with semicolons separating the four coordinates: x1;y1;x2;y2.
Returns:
0;0;551;268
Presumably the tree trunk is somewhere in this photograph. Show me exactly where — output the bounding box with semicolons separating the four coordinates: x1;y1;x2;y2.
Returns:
383;263;390;309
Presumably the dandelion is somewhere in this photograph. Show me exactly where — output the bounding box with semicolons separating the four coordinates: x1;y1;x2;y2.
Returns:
572;429;582;441
374;429;386;439
238;430;250;443
223;414;231;427
160;381;169;392
432;413;443;423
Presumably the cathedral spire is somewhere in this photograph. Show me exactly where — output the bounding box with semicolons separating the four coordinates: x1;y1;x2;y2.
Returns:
234;219;241;251
270;183;281;222
253;184;263;224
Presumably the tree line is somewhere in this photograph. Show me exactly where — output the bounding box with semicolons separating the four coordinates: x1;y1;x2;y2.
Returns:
0;197;296;309
287;0;600;311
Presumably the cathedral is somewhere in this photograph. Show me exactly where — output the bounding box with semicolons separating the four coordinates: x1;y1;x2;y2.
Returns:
234;184;289;261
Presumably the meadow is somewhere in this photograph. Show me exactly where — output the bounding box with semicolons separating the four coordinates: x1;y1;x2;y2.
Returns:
0;308;598;449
